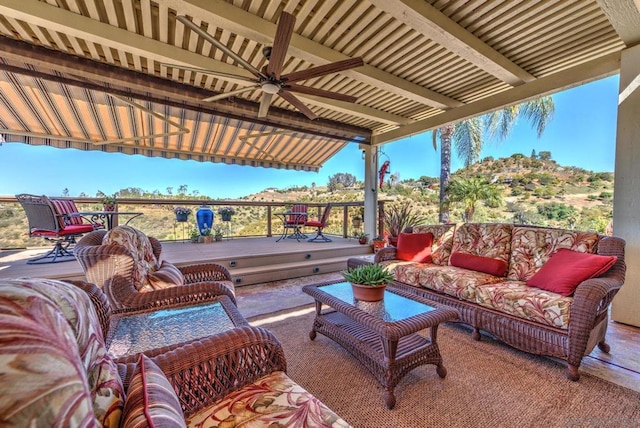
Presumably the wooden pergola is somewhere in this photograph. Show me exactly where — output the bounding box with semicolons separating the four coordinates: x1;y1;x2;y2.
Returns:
0;0;639;326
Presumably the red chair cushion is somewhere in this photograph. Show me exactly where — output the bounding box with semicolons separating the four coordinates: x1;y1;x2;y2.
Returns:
526;248;617;296
396;232;433;263
305;220;324;227
450;251;508;277
32;224;95;237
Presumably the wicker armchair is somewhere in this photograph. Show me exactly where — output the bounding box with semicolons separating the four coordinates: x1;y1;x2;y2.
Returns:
1;278;349;426
74;229;236;313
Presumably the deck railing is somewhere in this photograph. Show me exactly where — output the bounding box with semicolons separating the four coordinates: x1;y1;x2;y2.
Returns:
0;196;386;249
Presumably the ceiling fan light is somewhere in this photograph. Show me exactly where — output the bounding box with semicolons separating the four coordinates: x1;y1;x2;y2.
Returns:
262;82;280;94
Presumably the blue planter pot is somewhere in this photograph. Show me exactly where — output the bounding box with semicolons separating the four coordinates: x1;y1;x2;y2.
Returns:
196;206;214;235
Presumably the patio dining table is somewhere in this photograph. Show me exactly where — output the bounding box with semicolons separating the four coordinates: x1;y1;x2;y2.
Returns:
72;211;143;230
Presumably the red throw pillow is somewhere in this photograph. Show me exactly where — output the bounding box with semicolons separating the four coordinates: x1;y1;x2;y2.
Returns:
449;252;508;277
396;232;433;263
526;249;617;296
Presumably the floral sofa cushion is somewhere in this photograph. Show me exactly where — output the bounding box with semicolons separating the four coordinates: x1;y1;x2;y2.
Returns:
475;280;572;329
412;223;456;265
103;225;159;291
382;261;505;301
0;278;124;427
507;226;600;282
186;370;351;427
452;223;513;264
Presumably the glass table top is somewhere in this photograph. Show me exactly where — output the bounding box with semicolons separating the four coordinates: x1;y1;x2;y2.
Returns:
319;282;435;322
109;301;236;358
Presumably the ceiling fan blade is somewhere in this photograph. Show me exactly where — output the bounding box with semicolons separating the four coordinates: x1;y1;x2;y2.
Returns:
176;16;266;80
266;11;296;79
160;63;257;83
202;85;260;102
278;90;317;120
282;57;364;84
258;93;275;118
285;83;358;103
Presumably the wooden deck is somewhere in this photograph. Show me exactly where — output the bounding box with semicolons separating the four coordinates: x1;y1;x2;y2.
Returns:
0;236;372;286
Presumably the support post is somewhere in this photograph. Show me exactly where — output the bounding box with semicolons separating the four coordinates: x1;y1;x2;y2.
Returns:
612;44;640;327
362;144;378;241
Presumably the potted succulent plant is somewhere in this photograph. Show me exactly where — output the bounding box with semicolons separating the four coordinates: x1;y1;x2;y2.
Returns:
351;215;362;228
355;231;369;245
342;264;394;301
372;236;386;253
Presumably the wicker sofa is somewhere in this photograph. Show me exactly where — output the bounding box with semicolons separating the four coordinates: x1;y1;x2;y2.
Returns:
348;223;626;380
0;278;350;427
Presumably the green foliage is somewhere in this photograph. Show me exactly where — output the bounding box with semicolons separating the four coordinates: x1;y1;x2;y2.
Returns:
538;151;552;161
446;177;502;222
537;202;577;221
383;200;427;236
342;264;394;287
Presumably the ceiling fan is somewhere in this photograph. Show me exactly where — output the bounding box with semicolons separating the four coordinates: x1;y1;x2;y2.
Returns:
168;12;364;120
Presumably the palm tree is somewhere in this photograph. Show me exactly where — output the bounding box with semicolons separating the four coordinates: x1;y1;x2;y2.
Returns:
433;97;554;222
446;177;502;222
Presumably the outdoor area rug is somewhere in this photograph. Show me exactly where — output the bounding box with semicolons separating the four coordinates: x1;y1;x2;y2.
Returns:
251;308;640;428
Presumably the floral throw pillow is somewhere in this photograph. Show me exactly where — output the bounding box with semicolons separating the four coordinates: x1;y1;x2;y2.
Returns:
103;225;158;289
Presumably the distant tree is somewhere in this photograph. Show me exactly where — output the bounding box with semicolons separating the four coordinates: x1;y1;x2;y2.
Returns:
433;96;554;223
446;177;502;222
327;173;357;192
531;149;537;159
166;186;173;196
178;184;188;195
62;188;69;197
538;151;552;161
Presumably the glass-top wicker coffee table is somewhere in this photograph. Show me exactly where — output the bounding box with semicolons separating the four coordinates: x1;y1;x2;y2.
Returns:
303;280;459;409
107;295;248;360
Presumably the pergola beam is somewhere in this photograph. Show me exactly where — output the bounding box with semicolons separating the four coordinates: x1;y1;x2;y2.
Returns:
368;0;535;86
596;0;640;46
372;52;621;144
166;0;462;109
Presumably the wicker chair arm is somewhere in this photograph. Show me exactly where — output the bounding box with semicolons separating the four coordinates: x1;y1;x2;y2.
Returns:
117;326;287;417
66;279;112;341
374;247;398;263
74;244;136;289
111;280;237;314
179;263;233;283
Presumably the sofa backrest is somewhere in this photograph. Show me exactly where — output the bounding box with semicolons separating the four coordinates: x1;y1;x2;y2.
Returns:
0;278;124;427
412;223;456;265
451;223;513;264
507;226;600;281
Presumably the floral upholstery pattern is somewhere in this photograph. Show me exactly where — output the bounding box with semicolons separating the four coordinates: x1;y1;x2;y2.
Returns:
507;226;599;282
452;223;513;263
475;280;572;329
103;225;158;291
0;278;124;427
387;261;505;300
412;223;456;265
187;371;351;427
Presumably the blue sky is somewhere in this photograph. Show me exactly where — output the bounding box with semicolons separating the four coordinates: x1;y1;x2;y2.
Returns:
0;75;619;199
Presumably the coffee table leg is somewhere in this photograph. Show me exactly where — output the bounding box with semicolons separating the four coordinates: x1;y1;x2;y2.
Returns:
384;389;396;409
309;301;322;340
436;363;447;378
